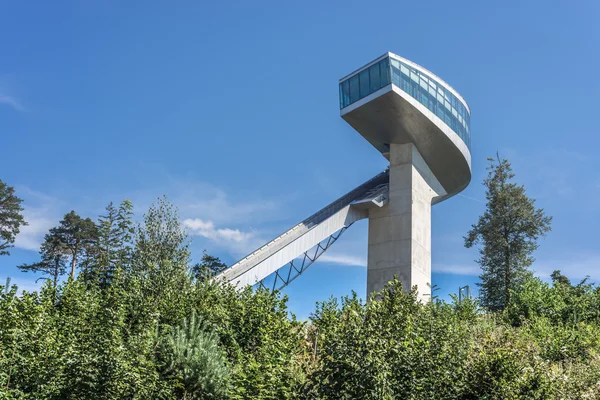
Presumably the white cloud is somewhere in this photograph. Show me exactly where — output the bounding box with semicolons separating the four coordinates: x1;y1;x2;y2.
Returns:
182;218;264;258
433;264;480;276
12;187;62;252
14;210;55;251
319;253;367;267
533;254;600;281
0;94;24;112
183;218;254;243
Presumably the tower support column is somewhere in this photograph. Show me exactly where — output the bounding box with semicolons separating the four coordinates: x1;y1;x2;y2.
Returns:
367;143;446;301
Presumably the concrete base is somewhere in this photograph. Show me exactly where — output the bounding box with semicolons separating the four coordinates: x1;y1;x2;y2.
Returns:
366;143;445;301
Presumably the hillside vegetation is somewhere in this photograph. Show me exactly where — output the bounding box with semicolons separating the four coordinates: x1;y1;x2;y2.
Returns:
1;199;599;399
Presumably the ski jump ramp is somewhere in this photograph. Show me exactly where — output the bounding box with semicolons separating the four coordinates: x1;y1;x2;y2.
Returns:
215;170;389;290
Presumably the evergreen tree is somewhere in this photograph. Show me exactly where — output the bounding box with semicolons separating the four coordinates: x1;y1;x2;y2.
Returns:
465;155;552;311
192;250;227;282
86;200;134;287
18;233;68;292
19;210;98;286
55;211;98;279
550;270;571;287
0;179;27;256
159;310;229;399
128;197;192;327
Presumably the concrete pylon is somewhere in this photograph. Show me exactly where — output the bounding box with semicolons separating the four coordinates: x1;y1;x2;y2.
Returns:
366;143;446;301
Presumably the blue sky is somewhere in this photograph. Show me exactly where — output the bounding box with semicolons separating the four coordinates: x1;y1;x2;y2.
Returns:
2;1;600;319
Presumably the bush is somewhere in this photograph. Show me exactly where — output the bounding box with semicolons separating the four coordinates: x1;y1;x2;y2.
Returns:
2;199;599;399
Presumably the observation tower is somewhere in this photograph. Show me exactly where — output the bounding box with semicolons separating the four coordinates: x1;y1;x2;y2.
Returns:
216;52;471;301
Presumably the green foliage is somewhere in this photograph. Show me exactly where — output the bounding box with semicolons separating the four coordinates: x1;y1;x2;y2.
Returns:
19;210;98;287
18;234;67;292
158;311;229;399
0;179;27;256
84;200;134;287
56;211;99;279
505;272;600;326
465;155;552;311
303;281;478;399
192;250;227;282
1;197;305;399
1;198;598;399
302;278;600;399
192;281;306;399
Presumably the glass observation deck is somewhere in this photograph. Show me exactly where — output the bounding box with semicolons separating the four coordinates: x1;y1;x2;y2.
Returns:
339;54;471;149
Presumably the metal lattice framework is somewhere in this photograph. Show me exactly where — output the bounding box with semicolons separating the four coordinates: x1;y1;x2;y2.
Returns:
258;225;351;291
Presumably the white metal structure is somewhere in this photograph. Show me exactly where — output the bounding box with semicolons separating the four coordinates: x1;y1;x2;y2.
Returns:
217;171;389;289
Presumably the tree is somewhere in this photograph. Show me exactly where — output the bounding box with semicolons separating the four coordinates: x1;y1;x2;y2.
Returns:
550;270;571;287
18;210;97;286
465;155;552;311
86;200;134;287
55;211;98;279
134;197;189;271
0;179;27;256
192;251;227;282
128;197;192;328
18;233;68;292
159;310;229;399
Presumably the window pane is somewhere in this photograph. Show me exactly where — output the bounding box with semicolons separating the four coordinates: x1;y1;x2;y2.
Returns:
429;93;437;113
342;80;350;108
401;73;410;92
436;106;445;120
392;64;401;86
419;87;428;107
380;58;390;86
359;69;370;98
370;63;381;92
349;75;359;103
410;70;419;83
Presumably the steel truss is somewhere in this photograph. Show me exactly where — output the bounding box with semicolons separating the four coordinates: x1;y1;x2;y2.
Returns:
258;224;352;292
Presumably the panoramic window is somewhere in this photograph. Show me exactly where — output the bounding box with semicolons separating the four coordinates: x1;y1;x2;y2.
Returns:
340;55;471;149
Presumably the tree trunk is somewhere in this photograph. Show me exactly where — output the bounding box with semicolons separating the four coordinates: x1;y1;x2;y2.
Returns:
70;245;78;280
505;250;510;308
53;256;59;300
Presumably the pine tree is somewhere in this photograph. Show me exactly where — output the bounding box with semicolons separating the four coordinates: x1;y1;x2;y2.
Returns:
56;211;98;279
159;310;229;399
18;233;68;292
0;179;27;256
192;250;227;282
87;200;134;287
19;210;98;285
465;155;552;311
